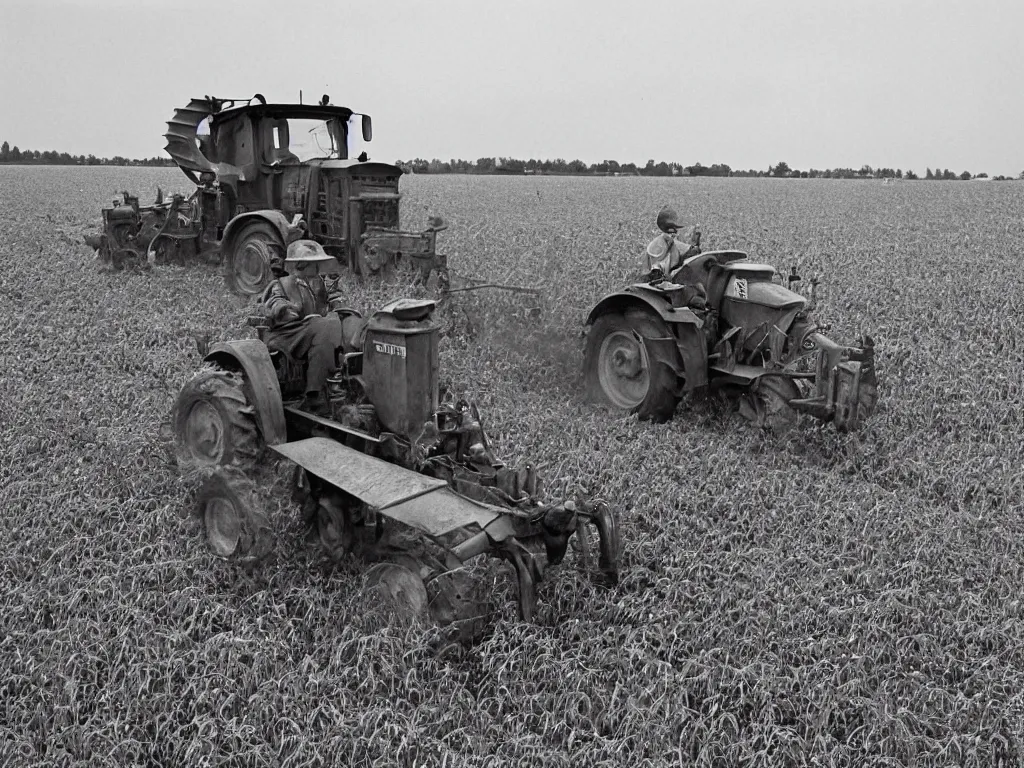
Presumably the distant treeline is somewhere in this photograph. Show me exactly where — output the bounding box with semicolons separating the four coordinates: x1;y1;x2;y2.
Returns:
3;140;1020;180
396;157;1022;181
0;141;174;167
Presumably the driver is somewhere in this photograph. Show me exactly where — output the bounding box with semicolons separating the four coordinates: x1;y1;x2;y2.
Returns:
260;240;363;414
643;207;702;278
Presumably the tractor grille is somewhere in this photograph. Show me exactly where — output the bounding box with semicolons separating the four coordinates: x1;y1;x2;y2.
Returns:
362;199;399;230
352;174;400;188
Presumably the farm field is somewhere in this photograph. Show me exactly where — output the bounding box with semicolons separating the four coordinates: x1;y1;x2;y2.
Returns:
2;165;1024;766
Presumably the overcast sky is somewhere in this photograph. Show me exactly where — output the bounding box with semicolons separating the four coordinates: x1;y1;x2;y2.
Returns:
1;0;1021;176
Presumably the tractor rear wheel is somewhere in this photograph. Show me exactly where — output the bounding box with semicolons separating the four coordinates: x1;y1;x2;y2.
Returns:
584;310;682;422
195;468;273;565
225;221;282;296
172;363;262;471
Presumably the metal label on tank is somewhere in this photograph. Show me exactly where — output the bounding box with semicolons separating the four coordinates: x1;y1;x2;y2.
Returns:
728;277;748;299
373;341;407;358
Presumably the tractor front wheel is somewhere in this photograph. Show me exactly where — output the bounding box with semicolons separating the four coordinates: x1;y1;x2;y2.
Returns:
195;468;273;565
172;363;262;471
225;221;282;296
739;374;801;433
584;310;682;422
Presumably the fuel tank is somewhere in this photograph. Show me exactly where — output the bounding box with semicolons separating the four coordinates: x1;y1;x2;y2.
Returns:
362;299;439;438
719;264;807;333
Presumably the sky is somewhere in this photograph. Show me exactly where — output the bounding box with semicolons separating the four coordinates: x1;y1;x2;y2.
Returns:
1;0;1022;176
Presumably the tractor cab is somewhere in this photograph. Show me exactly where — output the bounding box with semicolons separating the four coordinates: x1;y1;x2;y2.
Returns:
170;95;375;220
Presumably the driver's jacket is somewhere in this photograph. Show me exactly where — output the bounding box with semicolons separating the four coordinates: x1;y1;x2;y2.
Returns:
261;274;343;330
643;233;701;276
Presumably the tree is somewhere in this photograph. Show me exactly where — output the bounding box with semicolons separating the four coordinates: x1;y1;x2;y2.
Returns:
905;169;918;180
959;170;972;181
925;168;934;180
770;161;792;177
0;141;8;161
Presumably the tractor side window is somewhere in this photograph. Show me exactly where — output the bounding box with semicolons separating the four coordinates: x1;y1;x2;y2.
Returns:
268;120;298;164
195;117;214;160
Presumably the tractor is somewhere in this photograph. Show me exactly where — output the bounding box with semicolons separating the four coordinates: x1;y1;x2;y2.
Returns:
583;210;878;431
85;93;446;295
171;293;620;630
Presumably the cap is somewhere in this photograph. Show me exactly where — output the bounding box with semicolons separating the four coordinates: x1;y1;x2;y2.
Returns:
656;207;686;233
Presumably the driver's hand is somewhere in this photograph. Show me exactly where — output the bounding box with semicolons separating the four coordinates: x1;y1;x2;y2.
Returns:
274;301;302;324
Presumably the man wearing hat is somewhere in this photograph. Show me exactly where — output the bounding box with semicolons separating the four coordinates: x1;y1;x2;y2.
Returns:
643;207;702;277
260;239;363;414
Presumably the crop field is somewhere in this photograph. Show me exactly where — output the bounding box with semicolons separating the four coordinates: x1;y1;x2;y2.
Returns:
2;165;1024;766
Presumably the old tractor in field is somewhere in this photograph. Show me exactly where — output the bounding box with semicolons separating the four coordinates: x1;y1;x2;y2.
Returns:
171;294;619;630
583;210;878;431
85;93;446;294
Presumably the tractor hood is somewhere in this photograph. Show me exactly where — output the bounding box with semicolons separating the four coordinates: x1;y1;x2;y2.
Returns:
317;160;403;175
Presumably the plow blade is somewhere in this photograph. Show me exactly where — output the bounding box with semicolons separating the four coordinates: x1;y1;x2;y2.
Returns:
789;334;878;431
271;437;500;536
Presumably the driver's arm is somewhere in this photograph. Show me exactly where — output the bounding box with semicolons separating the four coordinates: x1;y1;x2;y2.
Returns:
262;280;302;327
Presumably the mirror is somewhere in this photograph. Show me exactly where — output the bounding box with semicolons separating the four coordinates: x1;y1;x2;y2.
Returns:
361;114;373;142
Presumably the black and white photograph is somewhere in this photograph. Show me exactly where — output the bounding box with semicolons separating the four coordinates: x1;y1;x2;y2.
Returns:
1;0;1022;765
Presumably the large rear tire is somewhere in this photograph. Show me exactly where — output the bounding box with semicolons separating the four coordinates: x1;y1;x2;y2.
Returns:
172;363;262;471
195;468;273;565
225;221;282;296
583;310;682;422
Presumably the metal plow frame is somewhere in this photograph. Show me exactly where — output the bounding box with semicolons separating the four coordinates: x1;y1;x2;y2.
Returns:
788;333;878;430
272;437;619;621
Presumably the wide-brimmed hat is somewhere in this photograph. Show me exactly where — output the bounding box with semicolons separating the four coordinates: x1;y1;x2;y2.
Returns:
285;239;335;263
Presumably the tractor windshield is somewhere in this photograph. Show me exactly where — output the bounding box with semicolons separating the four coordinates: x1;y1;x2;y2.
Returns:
282;118;346;161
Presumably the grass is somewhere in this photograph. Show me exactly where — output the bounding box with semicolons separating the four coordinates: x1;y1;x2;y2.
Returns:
1;166;1023;765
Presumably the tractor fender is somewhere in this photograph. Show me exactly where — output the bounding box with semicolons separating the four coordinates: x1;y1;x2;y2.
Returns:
585;289;708;390
585;287;703;329
204;339;287;446
221;210;298;256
